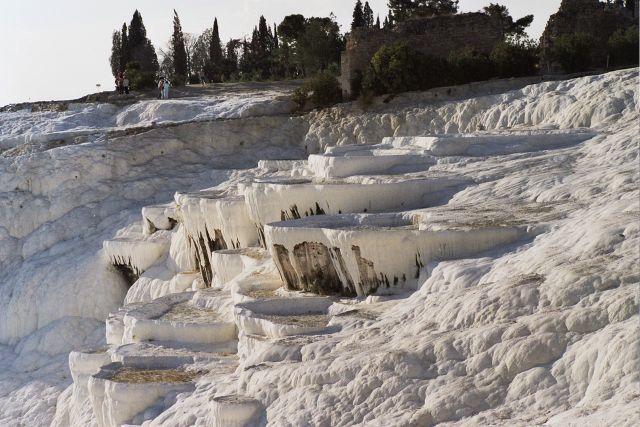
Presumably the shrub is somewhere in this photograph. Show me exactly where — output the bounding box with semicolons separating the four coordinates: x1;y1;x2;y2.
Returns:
548;32;595;73
448;48;495;84
125;62;157;90
608;26;639;67
367;41;424;94
307;70;342;108
292;70;342;111
491;37;539;77
291;87;309;111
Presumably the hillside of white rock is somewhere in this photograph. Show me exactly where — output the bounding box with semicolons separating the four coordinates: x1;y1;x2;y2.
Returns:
0;69;638;426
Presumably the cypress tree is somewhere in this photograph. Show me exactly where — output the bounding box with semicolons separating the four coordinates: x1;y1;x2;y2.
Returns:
127;10;158;73
172;9;188;82
128;10;147;51
352;1;365;29
209;18;223;64
110;30;122;76
363;2;374;28
376;15;381;29
208;18;224;81
273;23;279;49
120;23;129;69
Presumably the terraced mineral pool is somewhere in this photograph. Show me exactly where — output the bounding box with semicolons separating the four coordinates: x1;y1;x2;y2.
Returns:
245;288;279;299
109;367;205;384
157;302;220;323
261;312;329;327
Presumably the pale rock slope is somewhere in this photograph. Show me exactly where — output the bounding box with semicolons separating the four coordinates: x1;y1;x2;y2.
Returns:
0;69;638;426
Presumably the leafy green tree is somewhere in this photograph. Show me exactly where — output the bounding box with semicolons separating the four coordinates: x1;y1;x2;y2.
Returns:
625;0;636;12
224;39;241;79
387;0;414;23
366;41;421;93
364;2;375;28
293;70;343;110
298;16;344;74
364;41;451;94
608;26;639;66
172;10;188;83
549;32;595;73
413;0;458;17
483;3;533;37
490;36;539;77
192;28;212;76
448;48;494;83
389;0;458;22
352;1;365;29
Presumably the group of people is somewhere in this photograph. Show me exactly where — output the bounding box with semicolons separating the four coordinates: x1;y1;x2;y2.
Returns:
115;71;130;95
158;77;171;99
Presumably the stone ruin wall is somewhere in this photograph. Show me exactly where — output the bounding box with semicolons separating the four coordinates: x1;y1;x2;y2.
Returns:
340;13;504;98
540;0;637;72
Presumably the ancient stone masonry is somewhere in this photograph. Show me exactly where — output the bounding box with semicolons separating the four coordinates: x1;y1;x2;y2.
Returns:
540;0;637;73
340;13;504;98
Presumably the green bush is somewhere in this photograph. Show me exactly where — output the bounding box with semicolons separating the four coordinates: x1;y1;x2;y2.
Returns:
608;26;639;67
292;70;342;111
491;37;539;77
291;87;309;111
363;41;450;95
307;70;342;107
366;42;424;94
549;32;595;73
125;62;157;90
448;48;495;84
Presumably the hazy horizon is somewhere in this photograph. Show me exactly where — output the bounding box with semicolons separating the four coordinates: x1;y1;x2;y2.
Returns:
0;0;561;107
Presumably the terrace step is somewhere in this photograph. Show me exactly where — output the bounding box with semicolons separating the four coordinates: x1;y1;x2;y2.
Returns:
384;129;596;157
121;292;237;345
243;174;469;245
175;189;258;286
264;204;547;296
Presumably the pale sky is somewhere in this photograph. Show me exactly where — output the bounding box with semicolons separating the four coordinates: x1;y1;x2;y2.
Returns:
0;1;561;106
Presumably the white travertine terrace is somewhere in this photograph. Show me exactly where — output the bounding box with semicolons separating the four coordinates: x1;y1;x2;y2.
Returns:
87;362;197;427
1;70;637;427
243;174;469;238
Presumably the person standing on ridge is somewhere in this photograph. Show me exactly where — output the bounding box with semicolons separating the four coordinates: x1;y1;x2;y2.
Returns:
158;77;164;99
123;74;130;95
163;78;171;99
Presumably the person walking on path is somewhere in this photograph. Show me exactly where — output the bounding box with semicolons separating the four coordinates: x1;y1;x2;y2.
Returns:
158;77;164;99
123;74;130;95
163;78;171;99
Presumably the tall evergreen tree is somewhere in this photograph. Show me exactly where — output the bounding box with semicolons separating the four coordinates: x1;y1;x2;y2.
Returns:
120;23;129;69
127;10;158;73
273;23;279;49
352;1;365;29
376;15;381;29
128;10;147;50
208;18;224;81
110;30;122;76
225;38;240;79
364;2;375;28
209;18;223;64
172;10;188;82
